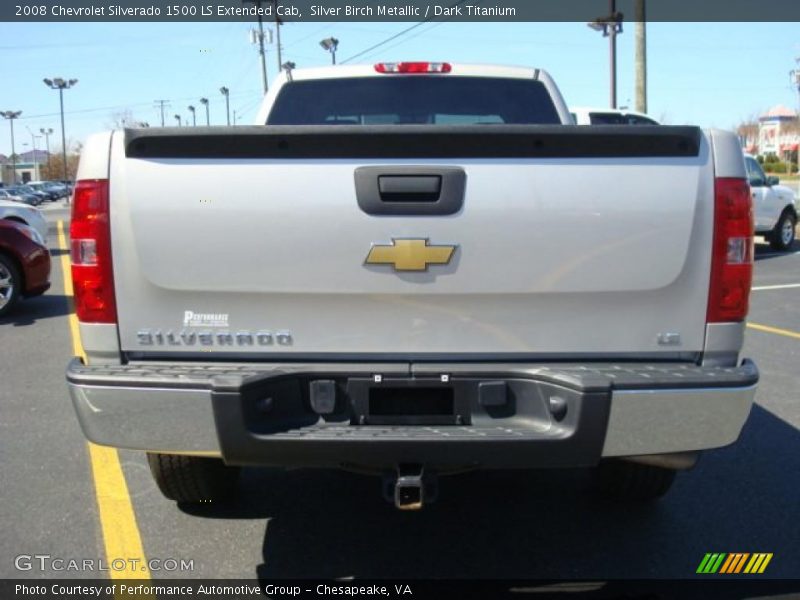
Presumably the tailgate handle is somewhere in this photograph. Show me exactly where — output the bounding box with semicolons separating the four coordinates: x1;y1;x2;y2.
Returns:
355;166;466;216
378;175;441;202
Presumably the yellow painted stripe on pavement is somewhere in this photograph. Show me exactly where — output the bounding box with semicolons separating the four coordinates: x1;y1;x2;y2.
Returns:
747;322;800;340
57;221;152;585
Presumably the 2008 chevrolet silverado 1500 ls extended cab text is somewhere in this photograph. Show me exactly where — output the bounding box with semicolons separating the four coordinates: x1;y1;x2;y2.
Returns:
66;62;758;509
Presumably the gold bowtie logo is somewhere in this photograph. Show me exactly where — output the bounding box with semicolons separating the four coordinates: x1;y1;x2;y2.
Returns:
365;238;457;272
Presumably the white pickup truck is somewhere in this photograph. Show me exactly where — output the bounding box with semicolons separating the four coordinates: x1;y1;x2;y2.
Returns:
743;154;797;250
66;63;758;509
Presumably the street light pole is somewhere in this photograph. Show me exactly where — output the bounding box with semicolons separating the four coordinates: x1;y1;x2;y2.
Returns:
188;105;196;126
220;87;230;126
320;37;339;65
0;111;22;184
199;98;210;125
174;114;182;127
39;127;53;180
587;2;623;109
43;77;78;184
39;127;53;157
26;127;41;180
792;58;800;175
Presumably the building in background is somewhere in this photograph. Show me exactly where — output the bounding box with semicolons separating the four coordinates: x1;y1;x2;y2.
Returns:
740;105;799;162
0;149;50;184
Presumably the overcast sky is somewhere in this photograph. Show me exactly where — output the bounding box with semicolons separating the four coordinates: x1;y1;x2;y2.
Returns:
1;21;798;154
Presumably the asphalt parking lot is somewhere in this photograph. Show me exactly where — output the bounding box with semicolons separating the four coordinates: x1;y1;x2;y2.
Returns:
1;200;798;585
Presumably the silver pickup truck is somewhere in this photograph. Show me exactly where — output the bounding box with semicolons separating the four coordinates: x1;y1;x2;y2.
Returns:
66;63;758;509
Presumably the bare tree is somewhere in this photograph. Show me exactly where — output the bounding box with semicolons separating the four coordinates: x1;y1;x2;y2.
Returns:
41;141;82;181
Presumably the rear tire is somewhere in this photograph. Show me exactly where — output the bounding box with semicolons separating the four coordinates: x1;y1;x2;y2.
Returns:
769;211;796;251
0;253;22;318
147;453;240;504
594;460;676;501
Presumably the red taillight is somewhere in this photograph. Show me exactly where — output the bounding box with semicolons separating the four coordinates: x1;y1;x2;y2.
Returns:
707;178;753;323
374;62;452;74
70;179;117;323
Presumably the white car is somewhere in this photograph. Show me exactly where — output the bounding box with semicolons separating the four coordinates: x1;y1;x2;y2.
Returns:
570;106;660;125
743;154;797;251
0;199;48;244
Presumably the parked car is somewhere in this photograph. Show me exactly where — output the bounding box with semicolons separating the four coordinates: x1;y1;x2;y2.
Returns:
570;107;660;125
0;189;25;203
5;186;41;206
0;220;51;317
15;185;50;205
0;199;49;243
26;182;60;201
56;179;74;192
744;154;798;250
42;181;70;198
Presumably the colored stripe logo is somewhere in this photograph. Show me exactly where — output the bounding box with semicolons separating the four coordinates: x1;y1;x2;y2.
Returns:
697;553;773;574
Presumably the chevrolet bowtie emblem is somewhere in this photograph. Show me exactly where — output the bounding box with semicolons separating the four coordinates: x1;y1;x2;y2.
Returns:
365;238;457;272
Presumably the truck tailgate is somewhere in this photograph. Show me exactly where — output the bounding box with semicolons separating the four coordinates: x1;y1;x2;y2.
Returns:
111;126;713;357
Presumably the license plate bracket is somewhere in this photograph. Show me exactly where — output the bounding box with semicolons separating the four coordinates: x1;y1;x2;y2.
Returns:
347;378;470;426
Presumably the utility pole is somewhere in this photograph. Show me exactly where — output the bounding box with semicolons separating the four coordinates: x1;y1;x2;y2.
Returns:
255;0;269;94
634;0;647;114
275;15;283;73
610;1;618;109
154;99;170;126
0;111;22;184
43;77;78;184
274;8;283;73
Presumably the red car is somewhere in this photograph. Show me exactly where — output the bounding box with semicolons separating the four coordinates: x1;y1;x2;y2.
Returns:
0;220;51;316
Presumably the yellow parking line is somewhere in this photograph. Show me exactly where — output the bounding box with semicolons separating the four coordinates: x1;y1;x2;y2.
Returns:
57;221;152;584
747;322;800;341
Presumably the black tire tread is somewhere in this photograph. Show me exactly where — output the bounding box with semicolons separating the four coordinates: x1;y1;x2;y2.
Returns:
147;453;239;504
769;210;796;251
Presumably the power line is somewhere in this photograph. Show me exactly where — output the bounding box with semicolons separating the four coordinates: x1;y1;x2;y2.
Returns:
352;20;448;63
16;91;260;122
340;0;472;64
340;22;428;64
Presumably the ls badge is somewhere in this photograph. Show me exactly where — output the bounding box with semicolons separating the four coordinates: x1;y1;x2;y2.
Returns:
365;238;457;272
